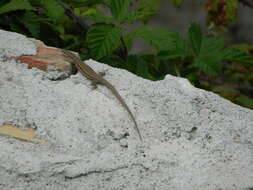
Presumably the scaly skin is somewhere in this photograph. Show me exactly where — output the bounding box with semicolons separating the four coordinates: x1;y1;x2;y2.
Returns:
62;49;142;140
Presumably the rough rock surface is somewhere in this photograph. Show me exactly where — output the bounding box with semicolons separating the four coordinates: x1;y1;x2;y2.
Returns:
0;30;253;190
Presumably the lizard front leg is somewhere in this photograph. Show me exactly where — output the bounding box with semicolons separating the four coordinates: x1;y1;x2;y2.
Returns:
98;71;106;77
90;71;106;89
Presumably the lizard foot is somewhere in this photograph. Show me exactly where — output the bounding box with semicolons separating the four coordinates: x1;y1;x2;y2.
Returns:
91;80;99;90
98;71;106;77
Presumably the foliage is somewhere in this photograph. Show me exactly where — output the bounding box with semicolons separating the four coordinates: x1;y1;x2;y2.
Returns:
206;0;239;25
0;0;35;14
86;24;121;59
0;0;253;109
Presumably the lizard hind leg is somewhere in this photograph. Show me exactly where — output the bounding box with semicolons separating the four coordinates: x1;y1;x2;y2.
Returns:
91;71;106;89
91;80;99;90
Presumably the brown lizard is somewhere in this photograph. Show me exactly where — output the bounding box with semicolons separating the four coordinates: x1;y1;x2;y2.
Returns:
62;49;142;140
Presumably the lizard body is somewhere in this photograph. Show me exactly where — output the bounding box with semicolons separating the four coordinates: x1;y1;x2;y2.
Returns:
62;49;142;140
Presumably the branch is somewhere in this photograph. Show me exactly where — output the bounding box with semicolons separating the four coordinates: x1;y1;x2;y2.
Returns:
119;37;128;61
57;0;89;30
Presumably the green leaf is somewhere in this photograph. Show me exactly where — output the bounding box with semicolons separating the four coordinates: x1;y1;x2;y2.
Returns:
124;11;144;23
192;37;225;75
0;0;35;14
222;48;253;67
126;55;155;79
106;0;132;22
188;23;202;56
230;43;253;52
158;34;190;60
191;36;253;75
124;26;151;50
158;24;203;61
142;30;178;52
28;0;41;6
63;0;103;7
86;24;121;59
124;26;149;41
41;0;65;23
137;0;162;23
201;37;225;53
236;96;253;109
135;56;150;78
171;0;184;7
18;12;40;38
192;56;221;75
125;26;178;52
82;8;115;23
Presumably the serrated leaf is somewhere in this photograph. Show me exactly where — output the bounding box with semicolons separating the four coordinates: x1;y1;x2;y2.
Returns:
124;26;150;49
125;26;178;52
222;48;253;67
134;55;149;78
42;0;65;23
230;43;253;52
192;55;221;75
124;26;149;41
192;36;253;75
82;8;115;23
124;11;143;23
158;34;190;60
63;0;103;7
126;55;155;79
107;0;132;22
143;30;178;51
192;37;225;75
18;12;40;38
188;23;202;56
0;0;35;14
201;37;225;53
124;0;162;24
137;0;162;23
86;24;121;59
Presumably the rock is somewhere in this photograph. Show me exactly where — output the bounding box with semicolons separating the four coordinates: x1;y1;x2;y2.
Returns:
0;29;252;190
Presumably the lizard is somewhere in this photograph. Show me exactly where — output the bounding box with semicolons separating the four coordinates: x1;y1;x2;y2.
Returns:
61;49;142;140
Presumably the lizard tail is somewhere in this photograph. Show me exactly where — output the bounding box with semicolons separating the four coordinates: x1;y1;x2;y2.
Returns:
101;78;142;140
